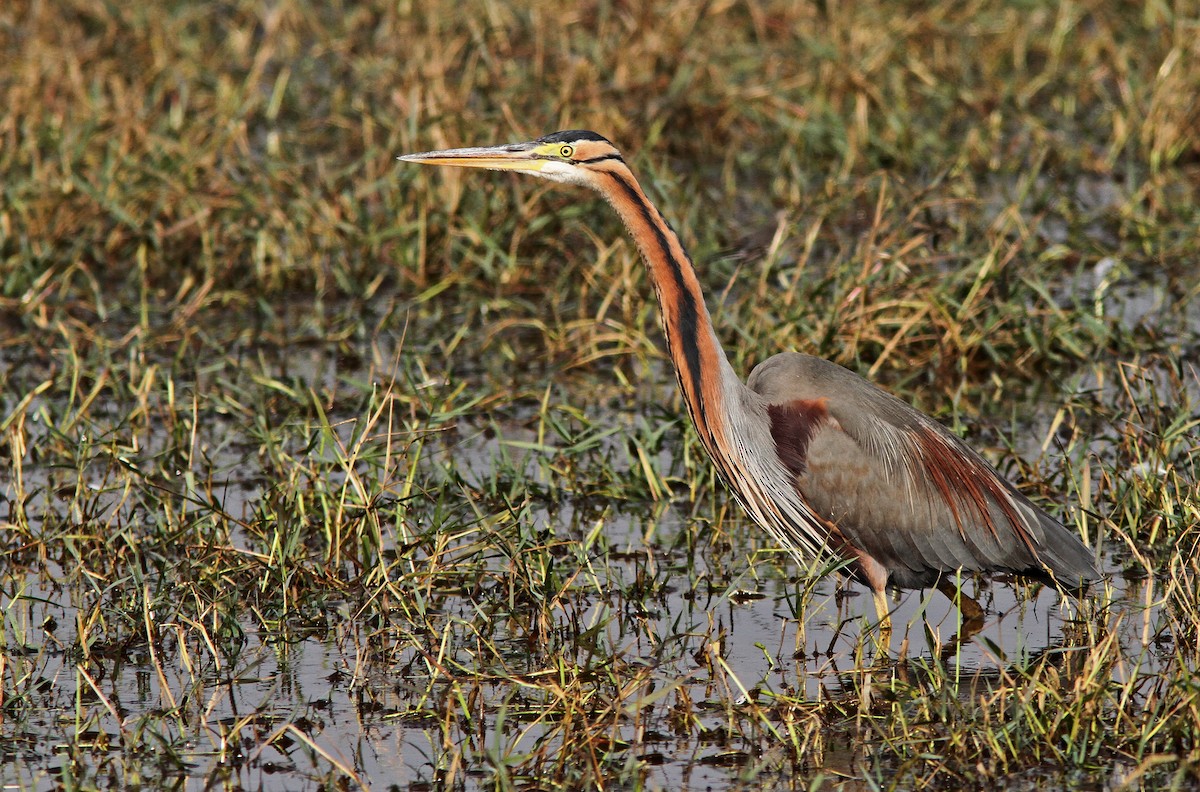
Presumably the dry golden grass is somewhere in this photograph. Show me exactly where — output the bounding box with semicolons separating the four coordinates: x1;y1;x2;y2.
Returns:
2;0;1198;789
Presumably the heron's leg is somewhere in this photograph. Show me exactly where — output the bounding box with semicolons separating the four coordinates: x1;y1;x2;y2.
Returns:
872;587;892;636
935;578;986;623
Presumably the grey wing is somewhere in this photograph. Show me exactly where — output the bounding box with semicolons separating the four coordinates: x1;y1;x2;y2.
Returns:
748;352;1100;590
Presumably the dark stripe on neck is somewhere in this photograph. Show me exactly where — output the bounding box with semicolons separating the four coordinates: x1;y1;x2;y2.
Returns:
603;170;710;438
580;153;624;165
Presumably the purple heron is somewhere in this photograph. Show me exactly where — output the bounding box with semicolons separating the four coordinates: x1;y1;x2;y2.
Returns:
400;130;1100;626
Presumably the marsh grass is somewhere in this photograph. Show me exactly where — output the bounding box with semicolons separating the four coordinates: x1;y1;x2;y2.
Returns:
2;0;1199;789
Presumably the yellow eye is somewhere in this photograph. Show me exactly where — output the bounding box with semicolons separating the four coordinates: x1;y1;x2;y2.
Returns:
559;144;574;158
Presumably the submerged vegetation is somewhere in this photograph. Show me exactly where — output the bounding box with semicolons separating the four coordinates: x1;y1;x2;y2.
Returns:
2;0;1198;789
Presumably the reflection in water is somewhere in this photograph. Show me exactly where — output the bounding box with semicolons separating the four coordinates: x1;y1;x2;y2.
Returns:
0;502;1165;792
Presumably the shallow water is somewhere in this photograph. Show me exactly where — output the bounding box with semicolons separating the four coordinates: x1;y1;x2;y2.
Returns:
0;490;1167;791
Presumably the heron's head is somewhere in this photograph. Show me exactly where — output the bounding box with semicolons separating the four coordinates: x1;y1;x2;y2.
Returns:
399;130;623;187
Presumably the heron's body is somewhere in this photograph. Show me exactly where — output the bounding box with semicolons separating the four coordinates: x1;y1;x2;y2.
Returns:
401;130;1100;624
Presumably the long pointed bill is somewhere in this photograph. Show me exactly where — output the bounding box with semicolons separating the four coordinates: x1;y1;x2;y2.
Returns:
398;141;546;174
